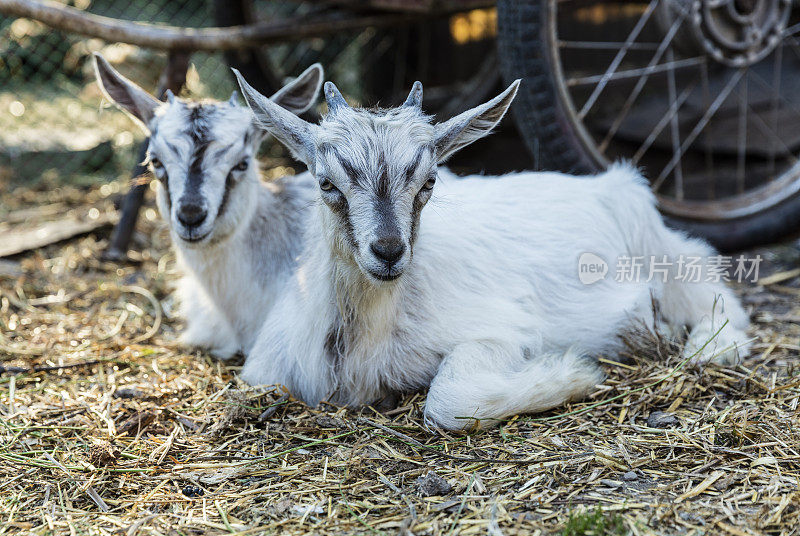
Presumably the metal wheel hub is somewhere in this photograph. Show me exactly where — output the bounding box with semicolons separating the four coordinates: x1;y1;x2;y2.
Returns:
691;0;792;66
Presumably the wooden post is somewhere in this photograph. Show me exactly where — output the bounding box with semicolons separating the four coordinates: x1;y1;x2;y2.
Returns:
103;50;191;261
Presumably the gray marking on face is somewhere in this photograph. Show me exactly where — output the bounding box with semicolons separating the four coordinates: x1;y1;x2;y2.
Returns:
410;184;431;247
162;173;172;210
372;196;401;241
165;141;181;159
332;194;358;250
404;147;425;185
216;172;235;219
334;151;361;187
182;104;214;200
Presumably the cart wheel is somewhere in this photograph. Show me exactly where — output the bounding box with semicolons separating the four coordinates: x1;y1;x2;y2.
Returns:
498;0;800;250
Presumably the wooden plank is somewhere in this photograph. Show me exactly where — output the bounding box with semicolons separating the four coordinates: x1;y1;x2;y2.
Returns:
0;213;116;258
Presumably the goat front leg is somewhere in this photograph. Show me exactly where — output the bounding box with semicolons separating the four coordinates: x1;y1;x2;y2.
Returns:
178;283;240;361
240;295;335;406
424;342;604;431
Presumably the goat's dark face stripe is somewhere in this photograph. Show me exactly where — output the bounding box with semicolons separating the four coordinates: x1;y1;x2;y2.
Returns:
217;171;235;219
404;147;425;186
410;190;427;247
165;141;181;159
329;193;357;250
373;196;401;242
317;143;433;253
316;145;358;249
183;104;212;198
330;147;396;198
374;152;389;198
335;152;360;187
162;173;172;210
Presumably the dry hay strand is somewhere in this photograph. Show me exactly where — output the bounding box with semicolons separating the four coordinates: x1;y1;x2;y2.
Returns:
1;181;800;535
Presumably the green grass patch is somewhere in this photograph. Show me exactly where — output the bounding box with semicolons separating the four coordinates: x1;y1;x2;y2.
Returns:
562;507;627;536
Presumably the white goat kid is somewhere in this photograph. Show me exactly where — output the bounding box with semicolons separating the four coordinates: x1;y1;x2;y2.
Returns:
235;72;750;431
94;54;322;359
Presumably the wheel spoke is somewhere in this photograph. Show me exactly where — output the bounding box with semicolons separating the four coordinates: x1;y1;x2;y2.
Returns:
633;81;697;165
746;101;799;166
736;70;748;194
598;7;689;153
784;22;800;38
747;68;800;126
700;61;715;198
785;34;800;61
555;0;800;208
769;42;783;175
567;57;706;87
558;40;661;51
577;0;659;118
653;69;745;190
666;48;683;200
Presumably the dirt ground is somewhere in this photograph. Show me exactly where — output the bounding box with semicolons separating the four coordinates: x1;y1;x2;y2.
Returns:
1;173;799;535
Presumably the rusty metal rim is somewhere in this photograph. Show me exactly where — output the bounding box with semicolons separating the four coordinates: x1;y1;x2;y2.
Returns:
545;0;800;223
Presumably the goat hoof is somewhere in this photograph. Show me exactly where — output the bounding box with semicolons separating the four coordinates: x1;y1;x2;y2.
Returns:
684;327;750;365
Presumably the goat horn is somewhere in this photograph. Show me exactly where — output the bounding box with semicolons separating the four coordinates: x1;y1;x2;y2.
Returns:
164;89;176;104
228;91;239;106
324;81;349;113
403;81;423;109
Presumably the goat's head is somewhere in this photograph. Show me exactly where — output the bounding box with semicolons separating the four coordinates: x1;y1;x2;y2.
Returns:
235;71;519;282
93;53;323;247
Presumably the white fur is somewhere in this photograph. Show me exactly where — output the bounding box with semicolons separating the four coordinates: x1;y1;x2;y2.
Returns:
236;77;750;431
146;102;317;359
169;174;316;359
93;55;322;358
242;166;749;428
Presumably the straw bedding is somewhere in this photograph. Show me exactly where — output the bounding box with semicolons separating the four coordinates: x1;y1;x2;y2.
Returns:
1;176;799;535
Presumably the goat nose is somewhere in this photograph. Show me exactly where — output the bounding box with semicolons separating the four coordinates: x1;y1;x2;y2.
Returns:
370;237;405;264
177;203;207;227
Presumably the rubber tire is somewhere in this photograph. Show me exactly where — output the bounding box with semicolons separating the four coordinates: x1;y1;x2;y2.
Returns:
497;0;800;251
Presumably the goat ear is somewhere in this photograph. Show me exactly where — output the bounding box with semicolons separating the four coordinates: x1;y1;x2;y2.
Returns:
93;52;162;132
269;63;323;115
433;79;520;163
323;81;349;114
403;81;423;109
234;68;317;167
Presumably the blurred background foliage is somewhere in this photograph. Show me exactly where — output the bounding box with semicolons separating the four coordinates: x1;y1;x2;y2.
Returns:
0;0;502;199
0;0;236;192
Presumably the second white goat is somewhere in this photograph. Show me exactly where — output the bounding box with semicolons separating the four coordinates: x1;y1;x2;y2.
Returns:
94;54;322;359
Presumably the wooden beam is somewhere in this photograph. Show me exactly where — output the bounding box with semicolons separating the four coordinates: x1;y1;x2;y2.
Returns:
0;0;417;51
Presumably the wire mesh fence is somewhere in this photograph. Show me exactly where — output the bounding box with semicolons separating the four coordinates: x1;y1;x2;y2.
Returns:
0;0;504;207
0;0;239;192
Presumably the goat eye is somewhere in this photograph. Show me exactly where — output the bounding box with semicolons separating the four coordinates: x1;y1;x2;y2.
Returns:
150;158;163;170
319;178;337;192
233;159;248;172
422;176;436;191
